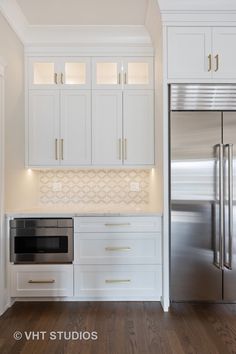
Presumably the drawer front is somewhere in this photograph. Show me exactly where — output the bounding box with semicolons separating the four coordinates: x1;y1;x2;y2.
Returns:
74;265;162;300
10;265;73;297
74;232;162;265
74;216;162;233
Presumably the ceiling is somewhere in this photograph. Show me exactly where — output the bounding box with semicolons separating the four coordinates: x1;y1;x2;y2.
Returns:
16;0;149;26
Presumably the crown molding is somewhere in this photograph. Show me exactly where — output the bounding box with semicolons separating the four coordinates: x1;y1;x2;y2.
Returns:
0;0;152;46
160;10;236;24
0;0;28;43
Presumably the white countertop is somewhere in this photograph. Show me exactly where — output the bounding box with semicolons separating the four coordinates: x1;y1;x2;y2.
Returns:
5;206;162;218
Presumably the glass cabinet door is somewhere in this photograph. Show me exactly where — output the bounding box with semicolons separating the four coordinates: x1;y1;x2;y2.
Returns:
29;57;60;89
61;58;91;89
92;58;122;89
123;57;154;89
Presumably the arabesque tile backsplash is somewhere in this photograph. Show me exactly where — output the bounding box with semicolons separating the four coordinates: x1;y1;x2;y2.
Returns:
39;170;150;205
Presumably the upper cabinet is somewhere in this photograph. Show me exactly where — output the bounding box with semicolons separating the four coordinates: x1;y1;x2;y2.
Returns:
26;54;154;168
29;57;91;89
92;57;153;89
167;27;236;80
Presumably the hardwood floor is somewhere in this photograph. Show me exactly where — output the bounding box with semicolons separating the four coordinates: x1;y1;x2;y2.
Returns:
0;302;236;354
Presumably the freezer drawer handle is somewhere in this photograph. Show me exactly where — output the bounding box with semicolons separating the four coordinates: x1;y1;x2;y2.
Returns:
105;247;131;252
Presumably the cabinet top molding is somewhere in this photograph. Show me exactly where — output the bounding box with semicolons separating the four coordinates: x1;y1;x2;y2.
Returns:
158;0;236;12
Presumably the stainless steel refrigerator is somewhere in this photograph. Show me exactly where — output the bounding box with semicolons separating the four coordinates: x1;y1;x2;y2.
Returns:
170;84;236;301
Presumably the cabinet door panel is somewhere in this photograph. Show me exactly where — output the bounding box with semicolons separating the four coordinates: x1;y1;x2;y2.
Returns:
167;27;212;79
123;90;154;165
28;57;60;89
92;58;122;89
212;28;236;79
60;90;91;165
28;90;60;166
123;57;154;89
92;91;122;165
60;57;91;89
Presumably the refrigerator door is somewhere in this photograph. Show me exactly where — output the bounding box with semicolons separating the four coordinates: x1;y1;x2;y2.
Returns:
171;111;223;301
223;112;236;301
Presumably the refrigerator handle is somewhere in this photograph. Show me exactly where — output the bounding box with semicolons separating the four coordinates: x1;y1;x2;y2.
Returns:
224;144;233;270
215;144;225;270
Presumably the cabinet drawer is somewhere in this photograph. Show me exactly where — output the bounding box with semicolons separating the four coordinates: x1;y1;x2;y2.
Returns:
74;265;162;300
74;216;161;233
10;265;73;297
74;232;162;265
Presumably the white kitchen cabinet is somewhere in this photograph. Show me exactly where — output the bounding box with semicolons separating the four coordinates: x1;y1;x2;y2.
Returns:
74;265;162;300
92;57;153;89
28;90;60;166
92;91;123;165
92;57;122;89
123;90;154;165
29;57;91;89
28;90;91;167
61;90;91;166
167;27;212;79
212;27;236;79
123;57;154;89
92;90;154;166
10;265;73;297
168;27;236;80
73;216;162;300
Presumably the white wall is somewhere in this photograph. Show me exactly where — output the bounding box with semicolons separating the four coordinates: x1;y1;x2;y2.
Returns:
145;0;163;213
0;12;39;212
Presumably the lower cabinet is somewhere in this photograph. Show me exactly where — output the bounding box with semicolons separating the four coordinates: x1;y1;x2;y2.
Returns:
10;265;73;297
74;265;162;300
74;216;162;300
9;216;162;301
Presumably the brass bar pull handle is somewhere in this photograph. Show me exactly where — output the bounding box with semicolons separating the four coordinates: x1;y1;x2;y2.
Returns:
208;54;212;72
118;138;122;160
123;138;127;160
105;223;130;227
215;54;219;72
60;139;64;160
105;247;131;252
105;279;131;284
54;73;58;84
55;139;59;160
61;73;64;84
28;280;55;284
118;73;121;85
124;72;127;85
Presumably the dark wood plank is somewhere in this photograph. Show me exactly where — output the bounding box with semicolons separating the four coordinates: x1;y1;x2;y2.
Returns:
0;302;236;354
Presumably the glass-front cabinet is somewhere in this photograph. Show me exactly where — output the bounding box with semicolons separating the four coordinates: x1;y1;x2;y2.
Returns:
92;57;153;89
29;57;91;89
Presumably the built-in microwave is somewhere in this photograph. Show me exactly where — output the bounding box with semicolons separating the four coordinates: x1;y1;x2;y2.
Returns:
10;218;73;264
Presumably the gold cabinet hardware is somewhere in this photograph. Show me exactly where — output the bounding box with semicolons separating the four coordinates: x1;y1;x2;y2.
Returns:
105;247;131;252
28;280;55;284
124;72;127;85
61;73;64;84
54;73;58;84
208;54;212;72
60;139;64;160
118;138;122;160
105;279;131;284
123;138;127;160
105;223;130;227
118;73;121;85
215;54;219;72
55;139;59;160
